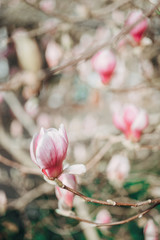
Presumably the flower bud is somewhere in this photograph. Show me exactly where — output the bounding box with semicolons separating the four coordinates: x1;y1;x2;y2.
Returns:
126;10;148;44
144;219;158;240
106;155;130;186
12;29;42;72
92;50;116;84
45;41;63;68
30;124;68;179
55;173;76;210
39;0;55;14
95;209;111;224
113;104;149;141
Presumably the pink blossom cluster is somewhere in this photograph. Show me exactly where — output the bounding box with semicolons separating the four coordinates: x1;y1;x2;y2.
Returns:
113;104;149;141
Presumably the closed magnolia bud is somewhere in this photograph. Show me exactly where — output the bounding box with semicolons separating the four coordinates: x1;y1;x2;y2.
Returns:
45;41;63;68
106;155;130;186
95;209;111;224
30;124;68;179
126;10;148;44
144;219;158;240
92;50;116;84
55;173;76;210
12;29;42;72
10;119;23;137
36;113;51;129
24;97;39;118
113;104;149;141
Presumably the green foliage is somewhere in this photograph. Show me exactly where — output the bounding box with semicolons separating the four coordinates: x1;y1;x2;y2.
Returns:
128;221;144;240
124;180;149;200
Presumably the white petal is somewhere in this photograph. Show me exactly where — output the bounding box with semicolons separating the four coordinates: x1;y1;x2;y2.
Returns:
43;175;56;185
64;164;86;175
55;208;74;217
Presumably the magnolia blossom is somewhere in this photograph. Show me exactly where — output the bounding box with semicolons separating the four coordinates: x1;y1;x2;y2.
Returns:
144;219;158;240
30;124;68;179
92;50;116;84
55;173;76;210
95;209;111;224
106;155;130;186
30;124;86;179
126;10;148;43
113;104;149;141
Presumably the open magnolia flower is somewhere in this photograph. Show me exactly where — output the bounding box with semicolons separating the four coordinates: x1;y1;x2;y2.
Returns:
55;173;77;210
113;104;149;141
30;124;86;179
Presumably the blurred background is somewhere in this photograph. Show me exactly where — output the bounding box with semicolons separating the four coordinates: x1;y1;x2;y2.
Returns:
0;0;160;239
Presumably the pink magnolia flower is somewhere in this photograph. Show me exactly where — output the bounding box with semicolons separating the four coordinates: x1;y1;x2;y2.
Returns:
126;10;148;44
95;209;111;224
113;104;149;141
30;124;68;179
55;173;76;210
144;219;158;240
106;155;130;186
92;50;116;84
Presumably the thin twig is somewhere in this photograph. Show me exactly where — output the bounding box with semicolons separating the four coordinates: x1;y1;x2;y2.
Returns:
54;178;160;208
0;155;40;175
8;182;54;210
0;125;34;167
57;203;160;227
3;92;37;135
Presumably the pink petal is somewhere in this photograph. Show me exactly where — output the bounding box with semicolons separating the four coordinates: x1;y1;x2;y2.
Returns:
131;110;149;131
36;133;57;169
123;105;139;127
113;112;126;132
